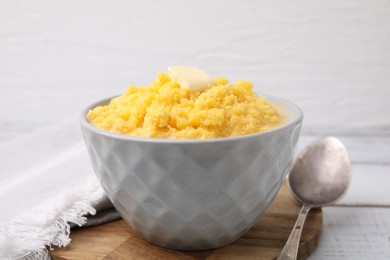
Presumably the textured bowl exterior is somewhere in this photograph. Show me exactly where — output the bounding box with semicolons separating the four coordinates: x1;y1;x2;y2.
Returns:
80;96;302;250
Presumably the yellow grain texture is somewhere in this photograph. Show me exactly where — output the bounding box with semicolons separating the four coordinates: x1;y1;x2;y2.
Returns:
87;73;282;139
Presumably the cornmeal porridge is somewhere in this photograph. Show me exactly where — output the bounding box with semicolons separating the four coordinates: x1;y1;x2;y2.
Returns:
87;67;283;139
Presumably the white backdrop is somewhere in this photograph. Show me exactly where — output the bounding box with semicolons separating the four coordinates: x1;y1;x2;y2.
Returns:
1;0;390;133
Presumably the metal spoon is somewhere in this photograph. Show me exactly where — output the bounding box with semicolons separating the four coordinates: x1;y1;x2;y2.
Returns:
277;136;352;260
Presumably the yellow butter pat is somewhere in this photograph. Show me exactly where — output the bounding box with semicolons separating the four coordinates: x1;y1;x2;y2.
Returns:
167;66;213;92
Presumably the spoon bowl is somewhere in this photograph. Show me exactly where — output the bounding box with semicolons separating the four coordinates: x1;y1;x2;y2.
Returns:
289;136;351;207
277;136;351;260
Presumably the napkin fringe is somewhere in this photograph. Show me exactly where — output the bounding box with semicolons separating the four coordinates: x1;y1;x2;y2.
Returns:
0;180;105;260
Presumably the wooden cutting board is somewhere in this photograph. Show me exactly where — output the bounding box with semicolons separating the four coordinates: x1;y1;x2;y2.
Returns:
50;183;322;260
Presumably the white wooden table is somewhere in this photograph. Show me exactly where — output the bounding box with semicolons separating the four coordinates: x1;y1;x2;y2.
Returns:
1;125;389;259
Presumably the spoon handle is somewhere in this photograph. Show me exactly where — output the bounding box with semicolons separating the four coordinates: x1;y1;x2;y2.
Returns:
277;204;312;260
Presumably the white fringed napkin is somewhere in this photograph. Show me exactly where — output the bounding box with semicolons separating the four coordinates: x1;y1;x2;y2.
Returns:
0;121;118;260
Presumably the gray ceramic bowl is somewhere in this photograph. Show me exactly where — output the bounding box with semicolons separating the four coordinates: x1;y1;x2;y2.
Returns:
80;95;303;250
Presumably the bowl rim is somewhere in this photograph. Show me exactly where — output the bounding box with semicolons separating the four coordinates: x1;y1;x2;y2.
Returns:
80;93;303;144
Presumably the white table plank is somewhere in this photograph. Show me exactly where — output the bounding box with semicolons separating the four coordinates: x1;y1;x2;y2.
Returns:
308;207;390;260
337;164;390;206
298;134;390;164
